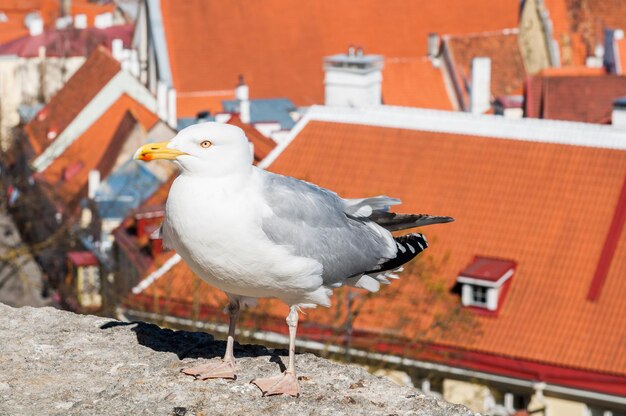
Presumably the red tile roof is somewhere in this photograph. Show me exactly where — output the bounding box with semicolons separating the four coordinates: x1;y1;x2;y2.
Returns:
382;58;453;110
126;113;626;396
443;30;526;110
459;257;516;283
0;24;133;58
525;74;626;123
25;46;121;156
38;94;158;211
159;0;519;111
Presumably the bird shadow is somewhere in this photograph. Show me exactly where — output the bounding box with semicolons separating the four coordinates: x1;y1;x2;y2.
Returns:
100;321;287;372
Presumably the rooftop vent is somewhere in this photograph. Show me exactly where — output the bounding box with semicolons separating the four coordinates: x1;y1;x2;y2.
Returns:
457;257;516;312
323;46;384;107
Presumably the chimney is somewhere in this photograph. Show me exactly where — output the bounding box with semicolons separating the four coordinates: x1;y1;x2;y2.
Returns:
167;88;177;128
236;75;250;123
24;12;43;36
613;96;626;129
94;12;113;29
74;14;87;29
87;170;100;200
323;47;384;107
427;33;440;59
470;57;491;114
156;81;167;121
111;38;124;62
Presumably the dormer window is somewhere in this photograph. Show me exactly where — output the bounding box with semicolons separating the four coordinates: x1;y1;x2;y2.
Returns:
457;257;516;312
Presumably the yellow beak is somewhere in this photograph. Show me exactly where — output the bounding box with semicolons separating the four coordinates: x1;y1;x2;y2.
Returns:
134;142;188;161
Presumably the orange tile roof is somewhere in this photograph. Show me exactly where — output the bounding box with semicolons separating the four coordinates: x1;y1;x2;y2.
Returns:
537;66;605;77
542;0;588;66
25;46;120;156
159;0;519;110
126;114;626;393
443;30;526;108
382;58;453;110
68;0;116;27
550;0;626;63
39;94;158;211
0;0;116;40
266;120;626;380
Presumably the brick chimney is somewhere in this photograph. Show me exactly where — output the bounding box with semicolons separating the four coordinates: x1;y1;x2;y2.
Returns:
324;47;384;107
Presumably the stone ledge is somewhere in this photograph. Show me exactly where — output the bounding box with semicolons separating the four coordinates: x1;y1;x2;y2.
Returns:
0;303;475;416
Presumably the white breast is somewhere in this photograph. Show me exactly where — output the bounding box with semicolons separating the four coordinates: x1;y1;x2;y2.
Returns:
163;171;323;300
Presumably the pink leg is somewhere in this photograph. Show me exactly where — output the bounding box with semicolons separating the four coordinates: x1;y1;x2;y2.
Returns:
252;306;301;397
182;300;240;380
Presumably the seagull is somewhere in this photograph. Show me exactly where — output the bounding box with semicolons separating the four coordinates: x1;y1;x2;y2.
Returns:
134;122;453;397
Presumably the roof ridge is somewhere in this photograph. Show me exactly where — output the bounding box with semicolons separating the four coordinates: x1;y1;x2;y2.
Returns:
443;27;519;41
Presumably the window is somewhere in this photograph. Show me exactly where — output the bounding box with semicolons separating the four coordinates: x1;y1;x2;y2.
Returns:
472;285;488;306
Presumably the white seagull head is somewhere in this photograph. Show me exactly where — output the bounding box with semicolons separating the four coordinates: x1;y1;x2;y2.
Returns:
134;122;253;177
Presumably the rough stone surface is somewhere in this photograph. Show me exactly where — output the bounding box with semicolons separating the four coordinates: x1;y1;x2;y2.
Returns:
0;303;475;416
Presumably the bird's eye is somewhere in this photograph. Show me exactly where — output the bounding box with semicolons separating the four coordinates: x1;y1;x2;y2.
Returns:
200;140;212;148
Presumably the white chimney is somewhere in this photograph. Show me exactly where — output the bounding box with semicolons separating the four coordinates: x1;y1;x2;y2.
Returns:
94;12;113;29
324;48;384;107
156;81;167;121
470;57;491;114
167;87;177;128
111;38;124;61
24;12;43;36
88;170;101;200
74;14;87;29
613;97;626;129
236;75;250;123
55;15;72;29
427;33;440;58
240;99;251;123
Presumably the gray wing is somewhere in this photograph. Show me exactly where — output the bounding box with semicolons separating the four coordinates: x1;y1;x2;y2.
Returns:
260;172;396;286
